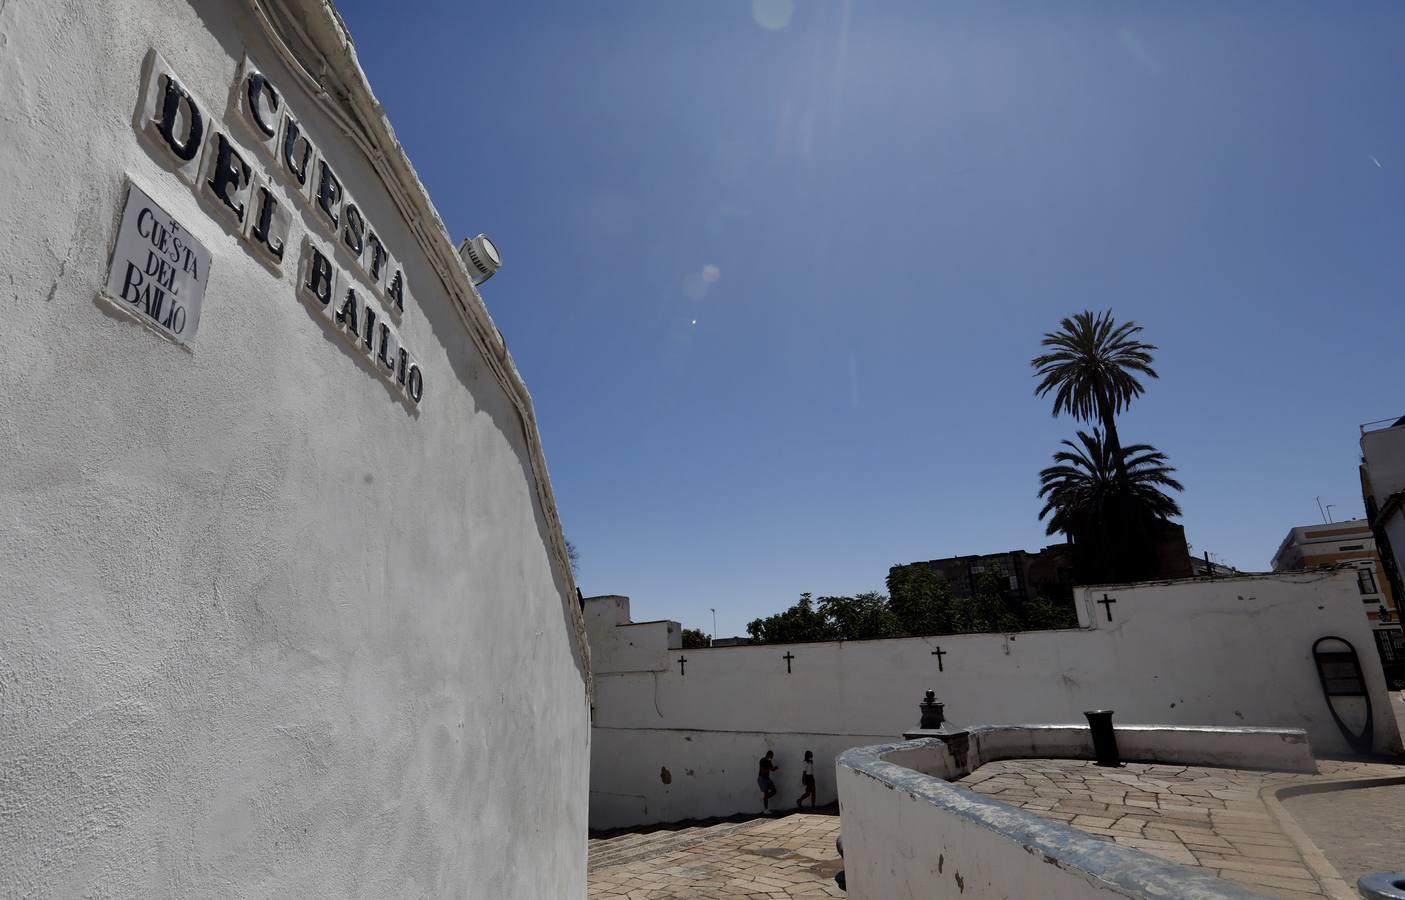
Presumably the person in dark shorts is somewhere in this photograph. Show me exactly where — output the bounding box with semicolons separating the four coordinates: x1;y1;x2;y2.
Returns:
757;750;779;812
796;750;816;809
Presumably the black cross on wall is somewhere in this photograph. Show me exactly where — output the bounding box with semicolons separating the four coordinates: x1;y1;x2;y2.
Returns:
931;646;947;672
1098;594;1117;622
783;652;795;674
678;655;687;675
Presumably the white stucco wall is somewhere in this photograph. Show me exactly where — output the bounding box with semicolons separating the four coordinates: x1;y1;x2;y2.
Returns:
591;727;895;827
583;594;680;674
0;1;590;897
589;572;1399;829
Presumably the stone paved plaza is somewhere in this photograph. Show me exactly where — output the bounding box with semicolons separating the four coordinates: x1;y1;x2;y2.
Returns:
588;813;844;899
958;758;1405;898
1284;781;1405;888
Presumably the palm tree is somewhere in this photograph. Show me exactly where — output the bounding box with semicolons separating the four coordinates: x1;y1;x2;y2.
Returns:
1039;430;1183;582
1032;310;1158;463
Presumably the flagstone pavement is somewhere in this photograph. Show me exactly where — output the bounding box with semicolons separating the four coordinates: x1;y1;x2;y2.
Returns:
587;756;1404;899
588;813;844;899
957;757;1405;899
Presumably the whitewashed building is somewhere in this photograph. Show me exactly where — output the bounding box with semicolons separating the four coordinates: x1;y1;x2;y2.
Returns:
1271;520;1398;624
0;1;591;896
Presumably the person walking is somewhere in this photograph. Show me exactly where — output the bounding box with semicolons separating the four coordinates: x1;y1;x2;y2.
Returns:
757;750;779;813
796;750;816;809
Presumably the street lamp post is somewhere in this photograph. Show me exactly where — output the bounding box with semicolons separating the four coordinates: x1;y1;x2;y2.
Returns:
709;608;717;646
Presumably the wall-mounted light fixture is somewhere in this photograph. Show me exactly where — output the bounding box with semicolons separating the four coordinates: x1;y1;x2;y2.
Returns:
458;234;502;285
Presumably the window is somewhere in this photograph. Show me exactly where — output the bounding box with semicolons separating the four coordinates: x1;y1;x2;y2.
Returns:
1339;544;1365;551
1358;567;1378;595
1009;575;1018;590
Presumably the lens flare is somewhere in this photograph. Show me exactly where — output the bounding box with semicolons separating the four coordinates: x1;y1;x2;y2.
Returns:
752;0;793;31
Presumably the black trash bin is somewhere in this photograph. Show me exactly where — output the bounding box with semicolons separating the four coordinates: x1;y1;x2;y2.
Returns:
1084;709;1120;767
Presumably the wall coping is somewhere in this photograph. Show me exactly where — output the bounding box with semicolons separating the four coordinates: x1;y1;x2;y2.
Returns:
839;738;1269;899
900;723;1316;773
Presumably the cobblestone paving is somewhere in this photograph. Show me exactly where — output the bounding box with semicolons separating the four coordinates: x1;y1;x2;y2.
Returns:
588;813;843;899
958;758;1404;899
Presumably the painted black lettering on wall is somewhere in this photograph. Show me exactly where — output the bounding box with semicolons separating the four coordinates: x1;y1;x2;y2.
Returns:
206;133;251;222
316;160;342;228
296;240;424;406
304;245;334;305
387;270;404;312
343;203;365;257
365;231;386;283
133;51;427;406
156;74;203;161
250;187;286;261
246;73;280;137
282;116;313;187
377;323;395;371
336;288;359;336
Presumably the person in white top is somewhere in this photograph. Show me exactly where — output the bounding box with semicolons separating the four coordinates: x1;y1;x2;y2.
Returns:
796;750;816;809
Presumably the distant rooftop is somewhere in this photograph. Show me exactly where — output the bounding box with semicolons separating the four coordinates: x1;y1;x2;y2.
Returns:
1361;414;1405;435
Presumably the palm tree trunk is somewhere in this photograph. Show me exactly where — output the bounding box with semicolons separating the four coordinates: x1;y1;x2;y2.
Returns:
1097;517;1113;583
1097;385;1124;476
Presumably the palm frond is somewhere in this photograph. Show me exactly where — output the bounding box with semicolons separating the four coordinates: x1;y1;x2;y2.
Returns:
1031;309;1159;428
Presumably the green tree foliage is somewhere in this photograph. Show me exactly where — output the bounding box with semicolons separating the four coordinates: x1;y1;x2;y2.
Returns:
747;574;1077;645
1038;430;1184;582
681;628;710;649
1032;309;1158;465
967;567;1021;633
817;592;905;641
886;565;960;635
746;594;837;644
1022;594;1078;630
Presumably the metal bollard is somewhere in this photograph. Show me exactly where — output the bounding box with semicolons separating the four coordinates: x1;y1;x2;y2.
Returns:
1359;873;1405;899
1084;709;1121;767
919;690;945;730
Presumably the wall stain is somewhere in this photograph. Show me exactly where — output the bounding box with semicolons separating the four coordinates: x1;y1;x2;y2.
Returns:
955;870;964;892
44;256;68;302
659;766;671;785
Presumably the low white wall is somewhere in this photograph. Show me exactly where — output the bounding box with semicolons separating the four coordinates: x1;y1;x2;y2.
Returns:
590;571;1400;828
590;728;892;829
905;724;1316;774
1115;725;1315;772
837;740;1266;900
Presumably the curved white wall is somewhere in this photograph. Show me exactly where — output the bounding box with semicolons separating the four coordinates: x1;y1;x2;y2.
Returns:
0;1;589;896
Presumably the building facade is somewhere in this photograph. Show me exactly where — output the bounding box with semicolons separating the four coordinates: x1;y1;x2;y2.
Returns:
1272;518;1403;687
1361;416;1405;688
888;523;1194;609
0;1;591;895
889;544;1078;607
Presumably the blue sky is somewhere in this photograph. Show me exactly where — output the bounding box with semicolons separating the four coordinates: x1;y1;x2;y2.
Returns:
337;1;1405;638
